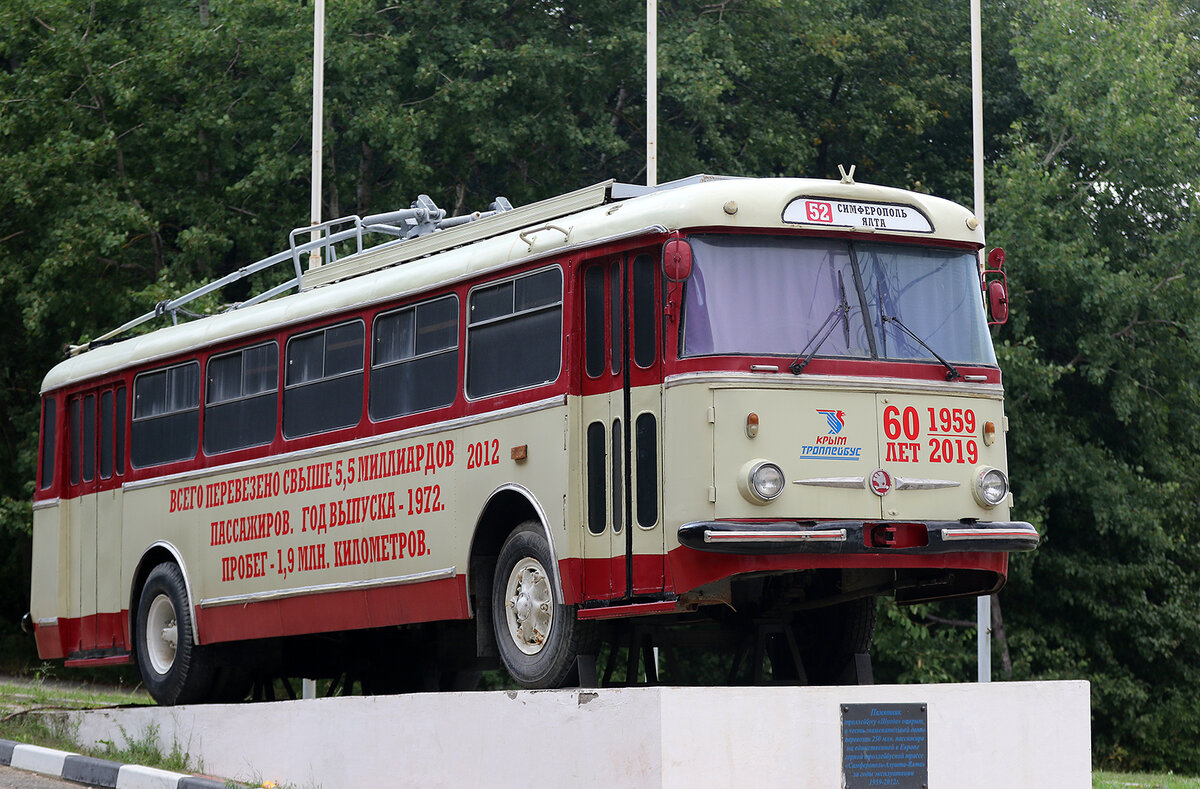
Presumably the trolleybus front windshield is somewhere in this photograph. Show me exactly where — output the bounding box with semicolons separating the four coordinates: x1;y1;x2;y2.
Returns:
680;234;997;366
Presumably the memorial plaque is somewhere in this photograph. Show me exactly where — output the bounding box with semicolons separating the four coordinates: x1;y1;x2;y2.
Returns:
841;703;928;789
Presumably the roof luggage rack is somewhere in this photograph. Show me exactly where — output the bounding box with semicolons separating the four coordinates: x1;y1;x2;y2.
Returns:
69;174;735;356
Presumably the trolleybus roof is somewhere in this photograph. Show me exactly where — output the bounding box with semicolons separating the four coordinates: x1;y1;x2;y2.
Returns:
42;175;982;394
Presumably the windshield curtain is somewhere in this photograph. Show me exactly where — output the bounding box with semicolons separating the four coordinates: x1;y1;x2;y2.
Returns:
681;235;997;366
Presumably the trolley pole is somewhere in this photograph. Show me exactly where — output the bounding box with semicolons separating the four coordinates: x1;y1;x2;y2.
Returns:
970;0;992;684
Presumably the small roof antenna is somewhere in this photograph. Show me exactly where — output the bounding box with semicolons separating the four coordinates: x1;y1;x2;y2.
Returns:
838;164;856;185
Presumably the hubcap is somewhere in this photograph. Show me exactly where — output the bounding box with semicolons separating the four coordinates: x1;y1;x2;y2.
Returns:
145;593;178;675
504;557;553;656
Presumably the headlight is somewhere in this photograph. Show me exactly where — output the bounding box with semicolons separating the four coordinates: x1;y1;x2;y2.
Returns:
744;461;785;503
973;467;1009;508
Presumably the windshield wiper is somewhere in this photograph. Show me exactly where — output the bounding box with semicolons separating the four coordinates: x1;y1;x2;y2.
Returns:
790;272;851;375
880;312;962;380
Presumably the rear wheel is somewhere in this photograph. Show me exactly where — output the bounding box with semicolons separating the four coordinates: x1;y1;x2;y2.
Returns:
492;522;590;688
135;563;215;705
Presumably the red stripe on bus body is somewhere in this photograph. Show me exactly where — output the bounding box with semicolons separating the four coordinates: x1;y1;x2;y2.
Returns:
561;555;667;603
33;621;65;659
567;549;1005;607
664;546;1007;598
39;550;1007;657
193;574;470;644
52;610;128;657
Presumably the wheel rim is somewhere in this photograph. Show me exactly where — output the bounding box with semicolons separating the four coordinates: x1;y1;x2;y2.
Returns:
504;557;553;656
145;593;179;675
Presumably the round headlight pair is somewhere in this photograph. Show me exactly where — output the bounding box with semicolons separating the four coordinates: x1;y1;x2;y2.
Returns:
739;460;785;504
973;467;1009;508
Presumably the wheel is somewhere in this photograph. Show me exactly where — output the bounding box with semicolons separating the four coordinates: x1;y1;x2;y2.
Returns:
135;563;215;705
796;597;877;685
492;522;591;688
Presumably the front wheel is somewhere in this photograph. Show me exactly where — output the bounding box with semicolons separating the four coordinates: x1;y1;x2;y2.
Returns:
135;563;215;705
492;523;590;688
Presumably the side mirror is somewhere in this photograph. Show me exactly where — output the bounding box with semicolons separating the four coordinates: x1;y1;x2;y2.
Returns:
987;278;1009;325
987;247;1006;271
662;239;694;281
983;247;1008;325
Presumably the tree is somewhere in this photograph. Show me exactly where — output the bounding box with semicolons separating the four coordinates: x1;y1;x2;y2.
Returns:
987;0;1200;770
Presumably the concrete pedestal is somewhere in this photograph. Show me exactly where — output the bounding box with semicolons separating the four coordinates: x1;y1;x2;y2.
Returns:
65;681;1090;788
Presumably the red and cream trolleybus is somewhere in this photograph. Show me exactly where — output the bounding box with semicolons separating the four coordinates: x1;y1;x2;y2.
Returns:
30;172;1037;704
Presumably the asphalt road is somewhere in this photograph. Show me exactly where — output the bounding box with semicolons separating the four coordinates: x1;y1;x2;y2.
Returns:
0;764;95;788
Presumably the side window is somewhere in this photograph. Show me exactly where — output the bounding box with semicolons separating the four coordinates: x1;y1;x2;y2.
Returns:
583;265;605;378
206;342;279;454
635;412;658;528
586;421;605;535
632;254;657;368
69;397;81;485
370;295;458;421
80;394;96;482
284;321;364;438
132;362;200;467
98;386;125;479
115;387;126;473
100;390;114;479
611;260;623;375
39;397;55;490
467;267;563;398
611;417;623;533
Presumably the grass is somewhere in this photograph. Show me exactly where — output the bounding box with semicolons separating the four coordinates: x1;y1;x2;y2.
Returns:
0;677;151;711
0;670;295;787
0;670;204;776
1094;773;1200;788
0;666;154;756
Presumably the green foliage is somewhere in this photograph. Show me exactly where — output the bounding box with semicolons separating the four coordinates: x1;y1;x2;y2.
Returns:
2;0;1199;772
871;599;981;685
100;723;198;774
985;0;1200;771
1093;771;1200;788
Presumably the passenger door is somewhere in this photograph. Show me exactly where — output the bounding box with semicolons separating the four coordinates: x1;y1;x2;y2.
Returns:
67;392;98;653
67;385;125;656
579;251;665;601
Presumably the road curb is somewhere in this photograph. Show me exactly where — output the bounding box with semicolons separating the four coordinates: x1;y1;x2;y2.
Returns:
0;739;229;789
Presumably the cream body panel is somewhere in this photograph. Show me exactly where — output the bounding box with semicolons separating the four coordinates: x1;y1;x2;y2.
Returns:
30;503;64;623
118;402;570;619
659;383;717;551
564;399;587;563
669;374;1010;525
66;495;93;622
714;388;881;519
96;489;123;619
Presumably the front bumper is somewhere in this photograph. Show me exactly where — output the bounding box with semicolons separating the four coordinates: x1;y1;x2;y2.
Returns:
677;520;1040;556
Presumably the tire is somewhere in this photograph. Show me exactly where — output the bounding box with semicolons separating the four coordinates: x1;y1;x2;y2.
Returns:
135;563;215;705
796;597;877;685
491;522;590;689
